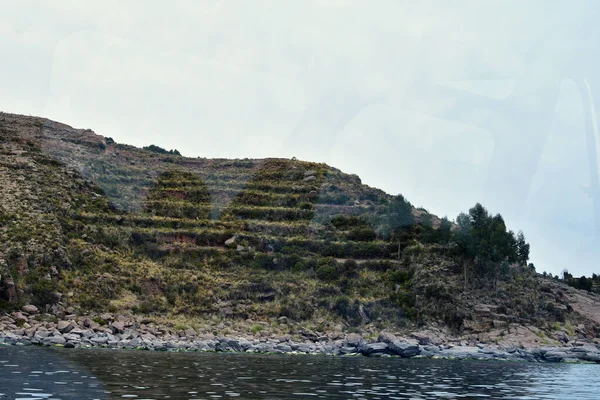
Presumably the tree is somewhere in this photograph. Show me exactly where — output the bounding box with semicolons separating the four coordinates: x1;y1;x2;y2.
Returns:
378;194;414;238
516;231;530;264
438;216;452;244
453;203;530;290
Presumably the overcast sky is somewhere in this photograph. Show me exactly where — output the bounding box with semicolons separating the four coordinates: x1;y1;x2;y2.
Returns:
2;0;600;276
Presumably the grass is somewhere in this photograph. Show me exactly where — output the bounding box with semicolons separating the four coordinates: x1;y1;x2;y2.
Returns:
250;324;264;334
0;112;583;340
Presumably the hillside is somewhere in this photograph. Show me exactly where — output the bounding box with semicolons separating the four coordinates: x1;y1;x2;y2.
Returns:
1;111;600;347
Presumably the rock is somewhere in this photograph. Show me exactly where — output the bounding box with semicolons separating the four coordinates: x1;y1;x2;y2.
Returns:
45;336;66;345
57;321;74;333
345;333;364;347
410;332;431;345
303;175;317;182
377;332;397;344
277;316;288;324
64;342;75;348
236;245;245;252
224;236;238;246
582;352;600;363
238;338;253;350
184;328;197;338
13;312;27;322
111;321;125;334
100;313;113;322
216;338;243;352
63;333;81;341
303;170;317;177
276;344;293;353
21;305;38;314
556;331;570;344
358;342;388;355
300;329;319;341
91;336;108;345
544;351;570;363
339;346;357;354
389;341;420;358
492;320;507;329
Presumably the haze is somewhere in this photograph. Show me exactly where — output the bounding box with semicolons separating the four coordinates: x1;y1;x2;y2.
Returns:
1;0;599;277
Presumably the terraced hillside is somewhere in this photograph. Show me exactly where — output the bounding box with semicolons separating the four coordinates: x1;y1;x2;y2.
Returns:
1;111;600;341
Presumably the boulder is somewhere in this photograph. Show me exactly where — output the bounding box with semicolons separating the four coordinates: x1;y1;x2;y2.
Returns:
91;336;109;345
13;312;27;322
492;320;507;329
184;328;197;338
555;331;570;344
345;333;364;347
410;332;431;345
44;336;66;345
216;338;243;352
276;344;293;353
57;321;74;333
358;342;388;355
474;304;491;316
389;341;420;358
339;346;358;354
303;175;317;182
296;343;315;353
377;332;397;344
21;305;38;314
224;236;238;246
100;313;113;322
544;351;570;363
582;352;600;363
111;321;125;334
238;338;253;350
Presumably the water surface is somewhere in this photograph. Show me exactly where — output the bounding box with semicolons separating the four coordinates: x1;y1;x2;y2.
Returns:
1;346;598;399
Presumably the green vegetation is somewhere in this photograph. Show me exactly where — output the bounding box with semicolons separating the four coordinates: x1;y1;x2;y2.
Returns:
143;144;181;156
560;270;600;293
2;112;595;338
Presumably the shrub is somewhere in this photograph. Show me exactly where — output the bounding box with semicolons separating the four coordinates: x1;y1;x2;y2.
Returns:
346;227;377;242
29;279;59;306
315;258;339;281
143;144;181;156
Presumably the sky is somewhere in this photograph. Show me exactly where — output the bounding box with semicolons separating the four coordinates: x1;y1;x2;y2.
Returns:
1;0;599;276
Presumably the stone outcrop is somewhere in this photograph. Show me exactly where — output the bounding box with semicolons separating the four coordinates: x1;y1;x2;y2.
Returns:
1;311;599;363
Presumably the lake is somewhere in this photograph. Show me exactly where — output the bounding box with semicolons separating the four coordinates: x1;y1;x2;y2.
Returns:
0;346;598;399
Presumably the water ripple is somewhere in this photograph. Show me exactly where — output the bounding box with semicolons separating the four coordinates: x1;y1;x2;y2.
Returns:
1;347;599;399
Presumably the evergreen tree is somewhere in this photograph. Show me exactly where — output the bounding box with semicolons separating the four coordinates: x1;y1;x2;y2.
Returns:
378;194;414;238
516;231;530;264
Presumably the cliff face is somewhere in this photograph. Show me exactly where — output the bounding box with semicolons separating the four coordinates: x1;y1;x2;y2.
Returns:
1;111;599;343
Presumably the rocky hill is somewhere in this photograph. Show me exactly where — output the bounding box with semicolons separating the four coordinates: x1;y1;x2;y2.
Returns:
1;111;600;348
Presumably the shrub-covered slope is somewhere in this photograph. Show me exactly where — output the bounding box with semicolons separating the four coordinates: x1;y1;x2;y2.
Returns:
1;112;599;342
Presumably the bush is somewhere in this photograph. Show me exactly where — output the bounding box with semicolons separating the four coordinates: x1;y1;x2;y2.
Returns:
346;227;377;242
143;144;181;156
333;297;361;325
29;279;59;306
315;258;340;281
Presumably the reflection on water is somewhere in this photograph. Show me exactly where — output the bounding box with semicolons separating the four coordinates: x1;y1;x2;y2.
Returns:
0;346;598;399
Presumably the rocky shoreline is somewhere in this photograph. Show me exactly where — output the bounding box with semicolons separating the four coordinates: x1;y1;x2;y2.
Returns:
2;306;600;364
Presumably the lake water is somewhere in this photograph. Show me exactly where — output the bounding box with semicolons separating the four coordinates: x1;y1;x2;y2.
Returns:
0;346;599;399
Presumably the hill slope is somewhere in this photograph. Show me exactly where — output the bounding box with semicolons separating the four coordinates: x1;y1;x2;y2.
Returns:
1;111;599;345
